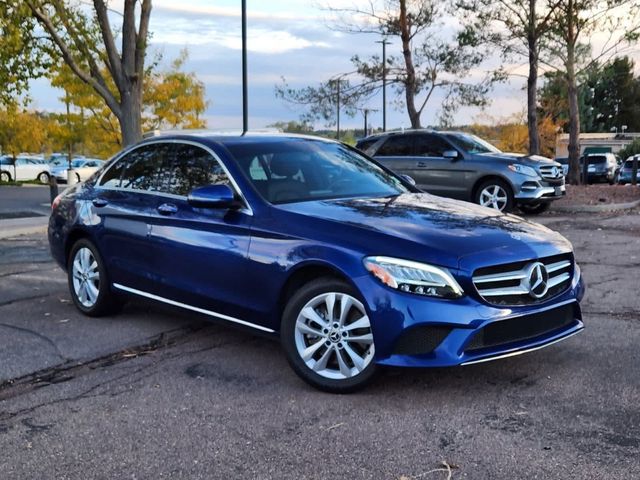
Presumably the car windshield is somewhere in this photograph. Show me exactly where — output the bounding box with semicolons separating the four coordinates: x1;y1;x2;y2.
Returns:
71;159;86;168
586;156;606;165
225;139;408;204
442;133;501;154
624;159;638;168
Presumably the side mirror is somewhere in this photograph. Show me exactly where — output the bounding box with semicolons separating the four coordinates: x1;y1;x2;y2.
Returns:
400;174;416;186
443;150;459;160
188;184;238;209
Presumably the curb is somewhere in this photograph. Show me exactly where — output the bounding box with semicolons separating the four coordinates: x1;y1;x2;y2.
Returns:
553;198;640;213
0;217;49;239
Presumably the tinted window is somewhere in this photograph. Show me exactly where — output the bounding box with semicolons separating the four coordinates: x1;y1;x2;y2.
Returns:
442;133;501;154
376;136;415;156
165;144;229;196
356;138;378;154
413;134;453;157
99;158;126;188
586;156;606;165
226;139;407;204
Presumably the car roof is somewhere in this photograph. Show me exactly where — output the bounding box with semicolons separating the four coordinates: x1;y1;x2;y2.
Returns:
357;129;472;142
138;131;337;149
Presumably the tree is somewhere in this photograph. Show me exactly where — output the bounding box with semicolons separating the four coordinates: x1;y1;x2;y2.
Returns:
279;0;498;129
545;0;640;184
267;120;315;134
457;0;561;156
0;106;47;158
0;0;152;146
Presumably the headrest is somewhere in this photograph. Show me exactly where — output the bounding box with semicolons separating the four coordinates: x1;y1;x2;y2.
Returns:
270;153;303;177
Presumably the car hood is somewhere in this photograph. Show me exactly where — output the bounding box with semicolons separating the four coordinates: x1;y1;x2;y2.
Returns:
277;193;572;272
477;152;561;167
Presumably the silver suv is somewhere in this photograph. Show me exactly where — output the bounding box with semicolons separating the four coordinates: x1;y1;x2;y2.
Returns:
356;130;565;214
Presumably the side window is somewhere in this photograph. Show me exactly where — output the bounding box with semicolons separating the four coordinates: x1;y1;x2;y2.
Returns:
248;157;268;180
375;136;415;156
414;134;453;157
102;144;170;191
99;158;126;188
167;144;229;196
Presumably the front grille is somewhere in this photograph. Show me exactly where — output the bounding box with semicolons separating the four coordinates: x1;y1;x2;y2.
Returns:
472;253;573;306
393;326;452;356
539;165;564;181
465;303;576;352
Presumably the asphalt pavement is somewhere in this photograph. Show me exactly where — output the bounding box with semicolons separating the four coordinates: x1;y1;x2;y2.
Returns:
0;210;639;479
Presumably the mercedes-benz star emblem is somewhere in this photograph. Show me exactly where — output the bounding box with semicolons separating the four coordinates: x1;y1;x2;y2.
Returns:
526;262;549;299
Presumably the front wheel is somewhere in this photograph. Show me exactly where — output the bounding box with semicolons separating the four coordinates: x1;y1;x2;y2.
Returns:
518;202;551;215
67;239;121;317
0;171;11;183
474;179;514;213
281;278;377;393
38;172;50;184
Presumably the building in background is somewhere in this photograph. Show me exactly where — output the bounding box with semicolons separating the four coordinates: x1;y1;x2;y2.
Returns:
555;133;640;158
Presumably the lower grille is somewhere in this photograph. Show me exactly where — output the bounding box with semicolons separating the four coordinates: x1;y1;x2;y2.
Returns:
465;304;576;352
472;253;573;306
393;326;452;356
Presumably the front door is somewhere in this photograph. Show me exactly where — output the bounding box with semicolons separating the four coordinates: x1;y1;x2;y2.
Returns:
411;134;469;199
148;142;254;321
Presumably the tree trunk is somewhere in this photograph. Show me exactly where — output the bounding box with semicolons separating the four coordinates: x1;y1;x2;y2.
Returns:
526;1;540;155
566;39;581;185
399;0;421;129
119;85;142;146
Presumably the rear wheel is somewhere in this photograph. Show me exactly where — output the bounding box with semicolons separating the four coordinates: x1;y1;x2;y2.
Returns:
281;278;377;393
38;172;50;184
474;179;514;213
518;202;551;215
67;239;122;317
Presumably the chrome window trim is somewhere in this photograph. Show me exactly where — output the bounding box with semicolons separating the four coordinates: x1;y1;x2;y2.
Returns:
95;138;253;216
113;283;275;333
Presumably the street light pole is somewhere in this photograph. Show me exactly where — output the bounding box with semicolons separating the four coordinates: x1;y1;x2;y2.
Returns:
376;38;390;132
241;0;248;135
336;79;341;140
363;109;368;137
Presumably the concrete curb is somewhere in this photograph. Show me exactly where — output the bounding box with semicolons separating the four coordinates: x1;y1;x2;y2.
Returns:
0;216;49;239
553;198;640;213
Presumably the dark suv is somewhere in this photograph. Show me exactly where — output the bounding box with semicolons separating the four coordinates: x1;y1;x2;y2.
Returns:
357;130;565;214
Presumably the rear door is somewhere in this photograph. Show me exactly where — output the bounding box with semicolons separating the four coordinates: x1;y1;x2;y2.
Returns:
14;158;40;181
92;143;171;290
148;142;254;321
372;135;420;180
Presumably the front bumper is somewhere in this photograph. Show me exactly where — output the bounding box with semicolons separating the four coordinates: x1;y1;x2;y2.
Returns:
354;268;585;368
515;178;566;203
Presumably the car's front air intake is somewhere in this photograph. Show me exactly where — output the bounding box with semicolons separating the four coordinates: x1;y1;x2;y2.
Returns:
472;254;573;306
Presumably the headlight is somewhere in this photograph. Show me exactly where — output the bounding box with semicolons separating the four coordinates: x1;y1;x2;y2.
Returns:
363;256;464;299
508;164;539;177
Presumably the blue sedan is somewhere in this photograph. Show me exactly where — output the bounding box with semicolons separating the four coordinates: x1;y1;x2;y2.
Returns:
48;133;585;392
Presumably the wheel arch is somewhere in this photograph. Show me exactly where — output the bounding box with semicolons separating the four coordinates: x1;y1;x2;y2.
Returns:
471;174;514;202
276;261;356;330
64;227;98;266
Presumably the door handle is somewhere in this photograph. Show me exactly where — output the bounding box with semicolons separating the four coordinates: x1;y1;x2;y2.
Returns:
417;161;428;168
157;203;178;215
92;198;108;208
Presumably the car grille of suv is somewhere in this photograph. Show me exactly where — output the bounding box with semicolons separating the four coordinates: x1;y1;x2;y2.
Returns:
472;253;573;306
539;165;564;181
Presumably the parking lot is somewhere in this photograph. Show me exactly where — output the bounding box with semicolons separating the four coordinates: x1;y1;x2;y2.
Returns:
0;199;639;479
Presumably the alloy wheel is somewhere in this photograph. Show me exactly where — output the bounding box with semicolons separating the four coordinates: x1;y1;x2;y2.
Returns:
72;247;100;308
479;185;508;211
294;292;374;380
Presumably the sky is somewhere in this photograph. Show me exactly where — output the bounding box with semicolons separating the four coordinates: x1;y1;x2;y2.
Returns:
28;0;640;132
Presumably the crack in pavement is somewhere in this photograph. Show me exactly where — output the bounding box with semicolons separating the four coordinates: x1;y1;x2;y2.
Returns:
582;310;640;321
0;322;70;362
0;293;51;308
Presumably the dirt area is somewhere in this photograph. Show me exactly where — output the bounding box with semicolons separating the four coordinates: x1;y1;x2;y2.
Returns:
555;184;640;206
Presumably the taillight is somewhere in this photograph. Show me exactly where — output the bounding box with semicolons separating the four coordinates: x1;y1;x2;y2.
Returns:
51;194;63;210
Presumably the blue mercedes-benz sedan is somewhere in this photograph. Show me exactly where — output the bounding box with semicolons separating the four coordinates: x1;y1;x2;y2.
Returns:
48;132;585;392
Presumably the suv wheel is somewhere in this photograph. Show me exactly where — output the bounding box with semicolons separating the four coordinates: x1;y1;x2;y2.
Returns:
68;239;122;317
281;278;377;393
475;179;514;213
518;202;551;215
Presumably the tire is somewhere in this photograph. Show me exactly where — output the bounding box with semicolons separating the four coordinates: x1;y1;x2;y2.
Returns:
67;238;122;317
0;171;11;183
518;202;551;215
281;277;377;393
474;179;514;213
38;172;50;184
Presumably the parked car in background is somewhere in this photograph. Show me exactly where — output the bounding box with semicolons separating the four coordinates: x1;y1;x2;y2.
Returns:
356;130;565;214
582;153;617;184
52;158;104;183
0;155;51;183
618;155;640;185
48;132;585;392
48;153;71;168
